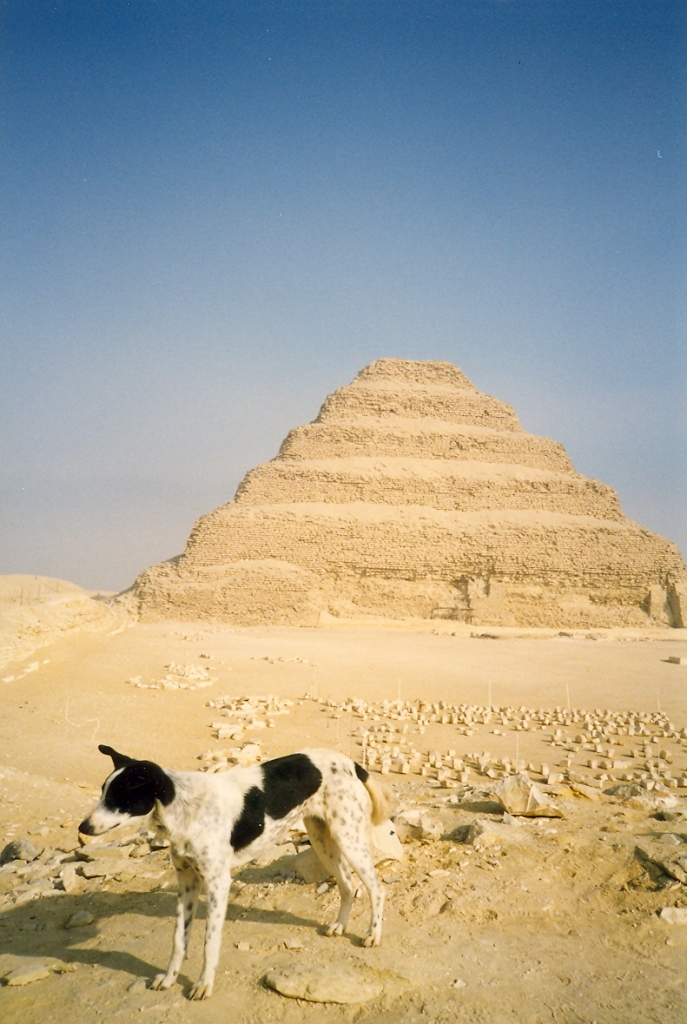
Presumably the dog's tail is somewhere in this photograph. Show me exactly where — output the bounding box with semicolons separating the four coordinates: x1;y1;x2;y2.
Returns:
355;762;390;826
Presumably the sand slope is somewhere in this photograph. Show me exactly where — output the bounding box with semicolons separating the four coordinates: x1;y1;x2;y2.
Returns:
0;575;126;670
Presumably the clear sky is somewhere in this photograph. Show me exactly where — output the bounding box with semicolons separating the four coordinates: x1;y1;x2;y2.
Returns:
1;1;685;593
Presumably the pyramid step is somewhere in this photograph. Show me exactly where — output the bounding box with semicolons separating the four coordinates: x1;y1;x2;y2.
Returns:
182;503;683;592
279;418;573;472
316;381;520;431
235;459;623;519
356;358;476;388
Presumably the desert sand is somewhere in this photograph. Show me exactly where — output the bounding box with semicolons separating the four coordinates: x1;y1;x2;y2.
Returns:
1;587;686;1024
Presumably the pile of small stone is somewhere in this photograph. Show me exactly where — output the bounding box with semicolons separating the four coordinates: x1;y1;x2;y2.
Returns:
196;742;264;772
0;826;171;909
206;694;293;739
253;656;312;665
126;662;218;691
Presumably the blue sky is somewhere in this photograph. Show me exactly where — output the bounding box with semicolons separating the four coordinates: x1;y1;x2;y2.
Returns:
1;0;685;592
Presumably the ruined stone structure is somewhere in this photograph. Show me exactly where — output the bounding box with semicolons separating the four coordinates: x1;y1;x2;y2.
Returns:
132;359;687;628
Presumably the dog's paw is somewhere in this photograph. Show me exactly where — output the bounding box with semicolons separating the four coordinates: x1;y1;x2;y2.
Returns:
189;980;213;1001
149;973;175;991
325;922;345;937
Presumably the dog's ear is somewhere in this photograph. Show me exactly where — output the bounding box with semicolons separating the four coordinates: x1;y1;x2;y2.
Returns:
99;744;135;770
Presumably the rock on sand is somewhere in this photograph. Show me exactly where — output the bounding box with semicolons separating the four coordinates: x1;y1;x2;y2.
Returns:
264;963;384;1003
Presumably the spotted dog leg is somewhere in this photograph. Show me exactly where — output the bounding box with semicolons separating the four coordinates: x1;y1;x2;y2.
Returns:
150;862;201;990
329;818;384;948
304;815;355;937
189;870;232;1001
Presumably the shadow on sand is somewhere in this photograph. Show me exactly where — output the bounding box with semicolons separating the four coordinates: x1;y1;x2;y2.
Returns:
0;873;323;988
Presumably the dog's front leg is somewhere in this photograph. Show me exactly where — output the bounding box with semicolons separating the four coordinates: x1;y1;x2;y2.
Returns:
150;864;201;991
189;869;231;1001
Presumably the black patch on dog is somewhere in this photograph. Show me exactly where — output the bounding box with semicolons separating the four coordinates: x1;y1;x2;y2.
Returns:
261;754;323;819
104;761;176;817
230;787;265;851
99;744;135;771
354;762;369;785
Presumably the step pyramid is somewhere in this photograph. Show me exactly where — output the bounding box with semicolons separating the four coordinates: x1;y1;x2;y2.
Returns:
132;359;687;628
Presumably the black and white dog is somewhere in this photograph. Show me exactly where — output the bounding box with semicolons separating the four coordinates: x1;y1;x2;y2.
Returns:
80;744;388;1000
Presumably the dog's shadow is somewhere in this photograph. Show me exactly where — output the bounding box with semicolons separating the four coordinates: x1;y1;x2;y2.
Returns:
0;879;324;985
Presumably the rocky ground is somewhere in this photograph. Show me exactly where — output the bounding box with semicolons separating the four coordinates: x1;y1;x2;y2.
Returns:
1;618;686;1023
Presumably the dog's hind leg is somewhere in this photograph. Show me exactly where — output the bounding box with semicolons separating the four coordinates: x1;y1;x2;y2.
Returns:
150;862;201;991
304;815;355;938
330;824;384;948
189;869;231;1001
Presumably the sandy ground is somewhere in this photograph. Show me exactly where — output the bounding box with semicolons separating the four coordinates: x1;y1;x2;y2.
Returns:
1;617;687;1023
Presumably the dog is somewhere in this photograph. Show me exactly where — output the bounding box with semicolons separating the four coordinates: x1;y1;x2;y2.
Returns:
79;744;388;1000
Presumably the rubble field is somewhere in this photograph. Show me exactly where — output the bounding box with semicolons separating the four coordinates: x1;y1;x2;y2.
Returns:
0;620;686;1023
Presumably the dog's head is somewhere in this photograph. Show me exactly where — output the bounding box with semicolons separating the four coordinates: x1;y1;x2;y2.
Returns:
78;745;175;836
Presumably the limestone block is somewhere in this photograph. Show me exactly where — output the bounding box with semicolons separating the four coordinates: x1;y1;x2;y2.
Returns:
659;906;687;924
371;820;404;862
392;816;422;844
264;963;384;1003
79;859;127;879
64;910;95;928
58;864;82;893
292;848;330;884
3;962;51;986
495;773;564;817
635;841;687;884
464;819;528;847
74;844;131;862
1;839;40;864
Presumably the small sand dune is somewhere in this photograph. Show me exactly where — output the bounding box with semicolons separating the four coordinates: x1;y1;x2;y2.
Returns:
0;575;126;670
